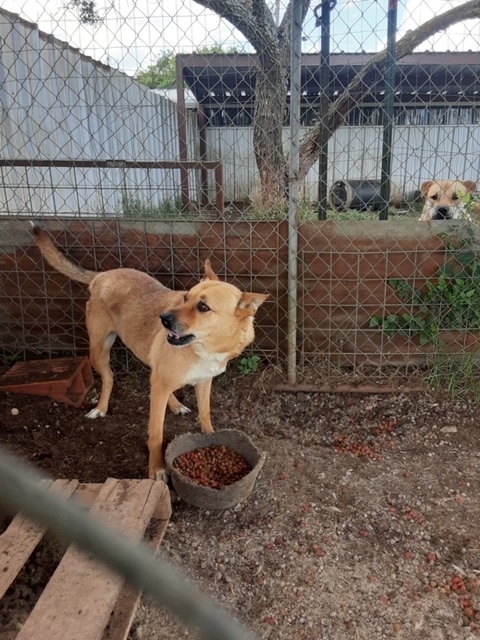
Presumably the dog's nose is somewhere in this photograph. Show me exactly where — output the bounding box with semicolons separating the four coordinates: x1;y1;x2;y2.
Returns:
160;312;174;329
435;206;450;219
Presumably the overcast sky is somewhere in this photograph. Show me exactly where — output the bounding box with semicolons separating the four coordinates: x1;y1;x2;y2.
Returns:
1;0;479;74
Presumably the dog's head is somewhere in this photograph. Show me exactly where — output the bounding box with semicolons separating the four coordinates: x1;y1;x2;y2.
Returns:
420;180;476;220
160;259;269;355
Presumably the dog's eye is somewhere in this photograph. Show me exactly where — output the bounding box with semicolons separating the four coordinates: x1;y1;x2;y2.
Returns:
452;193;458;201
431;194;438;201
197;301;210;313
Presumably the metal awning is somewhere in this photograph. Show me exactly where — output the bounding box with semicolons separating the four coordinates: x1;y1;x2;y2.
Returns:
179;52;480;103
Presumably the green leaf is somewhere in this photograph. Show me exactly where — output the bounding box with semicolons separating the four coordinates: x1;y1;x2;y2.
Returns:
419;332;431;345
443;263;456;278
457;251;476;267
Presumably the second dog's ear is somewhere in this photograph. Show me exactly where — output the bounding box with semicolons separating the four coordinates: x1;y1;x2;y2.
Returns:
462;180;477;193
202;259;219;282
420;181;433;197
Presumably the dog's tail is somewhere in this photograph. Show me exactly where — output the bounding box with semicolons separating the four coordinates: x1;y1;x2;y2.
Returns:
31;223;97;285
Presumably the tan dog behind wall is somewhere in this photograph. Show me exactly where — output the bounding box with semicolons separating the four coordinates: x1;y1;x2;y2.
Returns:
32;225;269;480
420;180;477;220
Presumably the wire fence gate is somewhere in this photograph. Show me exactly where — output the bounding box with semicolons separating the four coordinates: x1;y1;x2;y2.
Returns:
1;0;480;395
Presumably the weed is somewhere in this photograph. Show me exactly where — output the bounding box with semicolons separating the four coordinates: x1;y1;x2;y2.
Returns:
463;191;480;219
121;195;185;219
246;201;416;222
370;224;480;400
369;224;480;347
2;351;22;367
237;354;261;376
426;353;480;402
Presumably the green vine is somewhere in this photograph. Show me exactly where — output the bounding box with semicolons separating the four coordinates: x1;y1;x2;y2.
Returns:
370;225;480;347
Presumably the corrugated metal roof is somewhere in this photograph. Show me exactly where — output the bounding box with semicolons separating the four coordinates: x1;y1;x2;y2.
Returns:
0;7;116;74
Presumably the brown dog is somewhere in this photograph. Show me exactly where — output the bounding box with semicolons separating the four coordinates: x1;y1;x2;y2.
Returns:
419;180;477;220
32;225;268;480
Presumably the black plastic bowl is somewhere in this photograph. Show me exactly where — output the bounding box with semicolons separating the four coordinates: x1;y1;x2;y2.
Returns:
165;429;266;510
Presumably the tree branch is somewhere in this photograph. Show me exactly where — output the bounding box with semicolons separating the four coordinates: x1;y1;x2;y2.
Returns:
192;0;277;54
299;0;480;180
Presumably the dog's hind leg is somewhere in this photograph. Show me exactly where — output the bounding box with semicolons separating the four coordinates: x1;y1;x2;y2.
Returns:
167;393;192;416
84;302;116;419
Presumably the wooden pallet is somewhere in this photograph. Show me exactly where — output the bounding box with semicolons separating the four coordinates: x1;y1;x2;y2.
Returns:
0;478;171;640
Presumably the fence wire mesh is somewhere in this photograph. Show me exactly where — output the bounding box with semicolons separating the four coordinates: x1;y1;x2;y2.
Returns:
1;0;480;395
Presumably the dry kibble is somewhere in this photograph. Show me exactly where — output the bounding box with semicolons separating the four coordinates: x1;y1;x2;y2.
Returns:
173;445;251;489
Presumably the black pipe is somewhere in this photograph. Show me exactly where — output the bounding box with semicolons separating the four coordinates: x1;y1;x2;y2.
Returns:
379;0;398;220
329;180;385;211
314;0;336;220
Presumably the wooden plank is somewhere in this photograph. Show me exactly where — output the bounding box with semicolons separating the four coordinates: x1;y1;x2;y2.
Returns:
101;482;171;640
0;479;78;599
16;478;166;640
73;483;104;508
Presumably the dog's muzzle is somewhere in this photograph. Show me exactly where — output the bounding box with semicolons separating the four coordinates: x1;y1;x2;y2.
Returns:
432;206;452;220
160;311;195;347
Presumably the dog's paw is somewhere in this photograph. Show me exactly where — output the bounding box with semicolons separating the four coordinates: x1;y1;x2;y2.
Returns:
175;404;191;416
151;469;169;483
85;407;106;419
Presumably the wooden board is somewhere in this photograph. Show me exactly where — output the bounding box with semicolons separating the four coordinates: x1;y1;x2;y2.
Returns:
0;478;171;640
0;479;79;599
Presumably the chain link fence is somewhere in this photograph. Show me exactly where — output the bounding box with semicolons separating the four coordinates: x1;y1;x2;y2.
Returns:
1;0;480;395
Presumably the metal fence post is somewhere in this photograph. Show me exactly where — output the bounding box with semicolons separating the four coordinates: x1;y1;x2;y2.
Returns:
315;0;336;221
287;0;303;385
379;0;398;221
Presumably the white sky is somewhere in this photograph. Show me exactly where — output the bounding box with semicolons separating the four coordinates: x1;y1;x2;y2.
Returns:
1;0;479;74
399;0;480;51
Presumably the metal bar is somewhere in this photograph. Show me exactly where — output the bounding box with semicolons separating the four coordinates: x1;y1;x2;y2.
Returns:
379;0;398;221
287;0;303;385
272;383;424;394
198;104;209;208
0;159;222;170
214;163;224;216
316;0;335;220
176;54;190;209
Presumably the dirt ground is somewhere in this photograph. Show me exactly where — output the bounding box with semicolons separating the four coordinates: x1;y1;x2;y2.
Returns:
1;365;480;640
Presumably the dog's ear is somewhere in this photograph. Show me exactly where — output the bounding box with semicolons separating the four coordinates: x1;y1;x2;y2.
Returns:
461;180;477;193
236;292;269;317
202;259;219;282
420;181;433;197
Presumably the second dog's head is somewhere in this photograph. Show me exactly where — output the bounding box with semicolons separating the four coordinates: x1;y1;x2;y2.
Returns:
160;260;269;355
420;180;477;220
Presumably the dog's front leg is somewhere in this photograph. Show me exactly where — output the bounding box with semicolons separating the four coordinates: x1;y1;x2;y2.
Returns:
195;378;214;434
148;373;170;481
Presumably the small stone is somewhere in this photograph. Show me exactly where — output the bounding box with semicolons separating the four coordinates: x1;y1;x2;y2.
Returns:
440;426;457;434
11;408;19;416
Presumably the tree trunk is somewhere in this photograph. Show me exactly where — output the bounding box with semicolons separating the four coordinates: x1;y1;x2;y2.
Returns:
252;55;289;205
189;0;309;206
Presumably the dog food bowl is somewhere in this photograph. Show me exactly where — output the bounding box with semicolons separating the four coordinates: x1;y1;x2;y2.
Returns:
165;429;266;510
